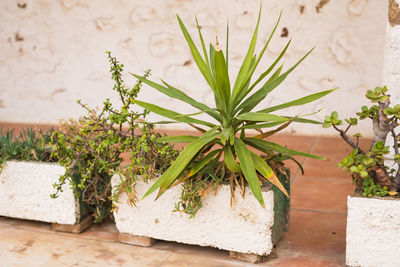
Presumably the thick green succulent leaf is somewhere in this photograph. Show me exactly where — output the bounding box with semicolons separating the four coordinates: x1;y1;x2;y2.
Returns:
234;137;265;208
177;15;215;91
231;7;261;101
237;112;289;122
156;135;199;143
132;74;221;122
133;100;215;127
259;89;336;113
223;145;241;173
250;151;289;198
244;137;326;159
143;127;220;199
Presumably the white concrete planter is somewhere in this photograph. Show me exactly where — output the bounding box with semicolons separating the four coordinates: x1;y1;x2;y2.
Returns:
0;161;83;225
346;196;400;267
112;175;289;256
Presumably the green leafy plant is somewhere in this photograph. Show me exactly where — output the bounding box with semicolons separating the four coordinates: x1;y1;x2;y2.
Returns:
0;127;56;170
131;9;333;209
51;52;178;222
325;86;400;197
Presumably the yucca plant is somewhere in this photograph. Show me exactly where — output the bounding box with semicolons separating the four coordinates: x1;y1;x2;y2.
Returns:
132;9;334;208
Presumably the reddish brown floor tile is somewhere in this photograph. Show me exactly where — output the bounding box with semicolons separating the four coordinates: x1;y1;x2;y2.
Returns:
269;255;343;267
267;134;317;155
280;210;346;260
291;176;354;213
301;156;350;180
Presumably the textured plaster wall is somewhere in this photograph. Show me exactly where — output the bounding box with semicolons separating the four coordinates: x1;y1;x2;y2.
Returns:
0;0;387;135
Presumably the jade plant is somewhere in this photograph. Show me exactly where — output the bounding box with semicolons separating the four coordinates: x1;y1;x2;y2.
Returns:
131;9;333;212
324;86;400;197
50;52;178;222
0;127;56;170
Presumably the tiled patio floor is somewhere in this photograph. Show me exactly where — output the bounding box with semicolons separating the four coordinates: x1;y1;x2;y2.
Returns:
0;123;367;266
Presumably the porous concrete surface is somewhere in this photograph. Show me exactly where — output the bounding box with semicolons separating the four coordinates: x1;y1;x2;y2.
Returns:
346;196;400;267
0;161;80;225
0;1;387;136
112;176;275;256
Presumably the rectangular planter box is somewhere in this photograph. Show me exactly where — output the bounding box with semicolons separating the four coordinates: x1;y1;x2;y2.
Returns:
0;161;83;225
112;174;289;256
346;196;400;267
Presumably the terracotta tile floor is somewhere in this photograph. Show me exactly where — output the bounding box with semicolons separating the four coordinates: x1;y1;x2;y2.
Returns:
0;123;362;266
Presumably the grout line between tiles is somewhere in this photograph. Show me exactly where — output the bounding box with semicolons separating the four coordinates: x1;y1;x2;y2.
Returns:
292;208;346;216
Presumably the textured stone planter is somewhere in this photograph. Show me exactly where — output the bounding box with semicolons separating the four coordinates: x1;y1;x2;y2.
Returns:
0;161;84;225
112;174;290;260
346;196;400;267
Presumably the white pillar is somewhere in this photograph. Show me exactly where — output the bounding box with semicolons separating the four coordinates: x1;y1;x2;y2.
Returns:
384;0;400;170
383;0;400;100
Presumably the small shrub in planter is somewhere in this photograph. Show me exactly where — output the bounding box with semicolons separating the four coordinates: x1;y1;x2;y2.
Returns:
51;52;178;223
324;86;400;267
0;128;83;225
0;52;177;228
113;9;333;261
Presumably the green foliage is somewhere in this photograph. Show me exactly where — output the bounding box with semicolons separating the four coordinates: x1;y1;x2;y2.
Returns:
323;111;343;128
133;9;332;209
365;86;388;102
362;177;388;197
383;104;400;118
356;105;379;120
345;117;358;126
371;141;390;161
51;52;178;222
339;149;375;179
0;127;56;169
325;85;400;197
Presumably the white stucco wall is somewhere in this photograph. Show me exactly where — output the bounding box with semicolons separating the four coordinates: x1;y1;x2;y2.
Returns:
384;0;400;100
0;0;387;135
